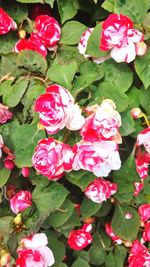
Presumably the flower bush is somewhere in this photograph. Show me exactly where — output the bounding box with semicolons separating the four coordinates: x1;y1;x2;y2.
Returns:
0;0;150;266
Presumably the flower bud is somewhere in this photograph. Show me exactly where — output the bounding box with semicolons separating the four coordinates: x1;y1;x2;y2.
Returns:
130;107;142;119
14;213;22;226
18;29;26;39
4;158;15;170
22;167;30;178
135;42;147;56
0;250;10;266
123;240;132;247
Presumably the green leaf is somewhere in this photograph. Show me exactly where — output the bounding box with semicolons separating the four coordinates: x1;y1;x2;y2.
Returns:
120;110;135;136
71;258;90;267
57;210;81;237
66;170;95;191
126;87;140;108
139;87;150;114
1;54;23;78
17;50;47;75
0;119;19;150
16;0;43;3
102;59;133;92
3;79;29;108
89;234;106;265
135;50;150;89
93;82;128;112
113;152;140;203
0;216;14;234
112;203;140;242
32;182;69;213
12;124;46;168
0;33;18;55
105;246;127;267
86;23;109;58
60;21;87;45
5;3;28;23
47;60;77;89
80;197;102;218
102;0;114;12
44;0;55;7
114;0;148;23
0;168;11;188
46;199;74;227
72;61;104;95
57;0;79;24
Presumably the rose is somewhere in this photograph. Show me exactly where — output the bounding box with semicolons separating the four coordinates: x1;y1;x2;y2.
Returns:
105;223;122;244
137;127;150;154
72;140;121;177
0;103;13;124
85;177;117;203
34;15;61;49
0;7;17;35
32;138;74;180
100;14;143;63
14;35;47;57
10;191;32;214
128;240;150;267
80;99;122;143
16;233;55;267
138;204;150;222
35;84;84;134
68;224;92;250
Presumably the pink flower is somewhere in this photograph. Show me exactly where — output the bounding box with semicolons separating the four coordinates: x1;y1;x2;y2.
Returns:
35;84;84;134
29;3;51;21
80;99;122;143
32;138;74;180
16;233;55;267
72;140;121;177
128;240;150;267
100;14;143;63
0;103;13;124
78;28;94;58
135;152;150;179
138;204;150;222
68;224;92;250
14;36;47;57
137;127;150;154
143;221;150;243
10;190;32;214
0;7;17;35
105;223;122;244
34;15;61;49
133;182;144;196
85;177;117;203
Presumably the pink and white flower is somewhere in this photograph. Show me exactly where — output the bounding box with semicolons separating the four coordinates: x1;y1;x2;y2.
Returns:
135;152;150;179
137;127;150;154
133;182;144;196
14;36;47;57
34;15;61;49
68;224;92;250
16;233;55;267
0;7;17;35
72;140;121;177
142;221;150;243
80;99;122;143
128;240;150;267
138;204;150;222
10;190;32;214
85;177;117;203
100;14;144;63
0;103;13;124
105;223;122;244
32;138;74;180
35;84;84;134
78;28;94;58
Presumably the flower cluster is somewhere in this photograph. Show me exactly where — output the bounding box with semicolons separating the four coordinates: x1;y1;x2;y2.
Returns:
68;224;93;250
14;14;61;57
0;7;17;35
16;233;55;267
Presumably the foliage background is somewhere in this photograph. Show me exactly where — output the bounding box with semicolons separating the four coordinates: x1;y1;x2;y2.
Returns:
0;0;150;266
